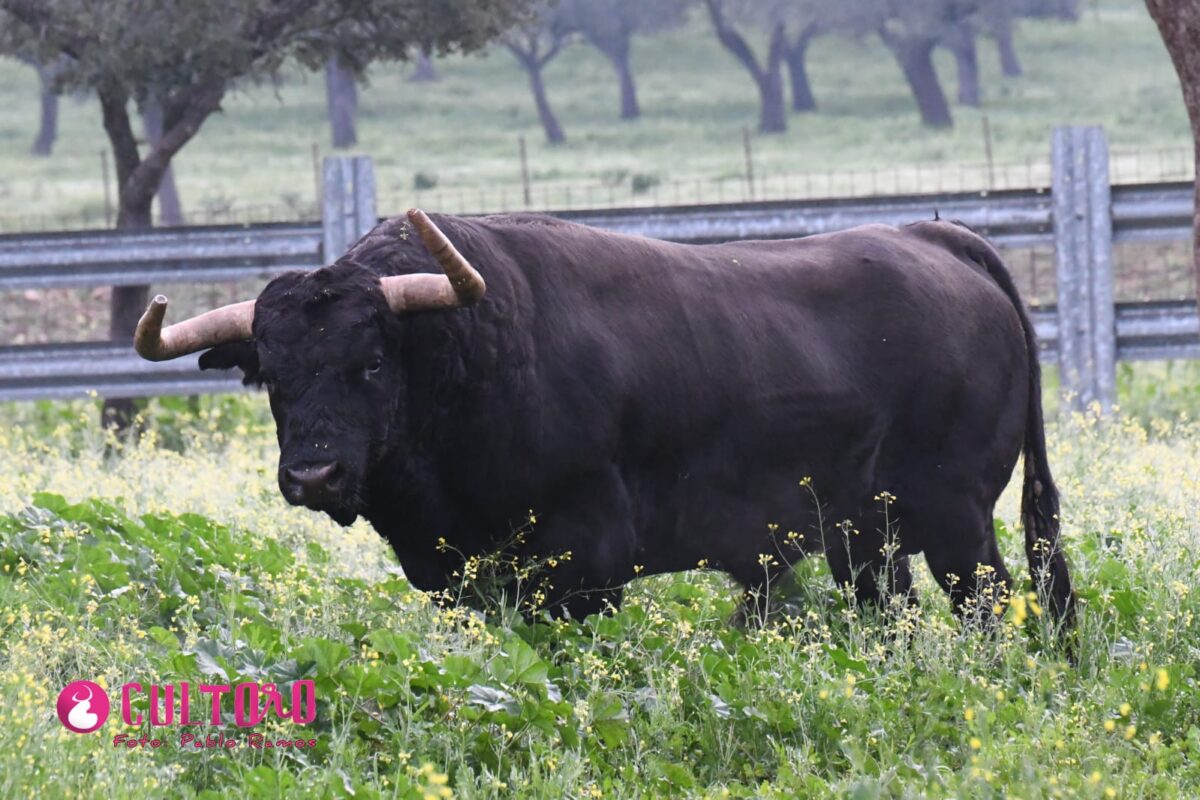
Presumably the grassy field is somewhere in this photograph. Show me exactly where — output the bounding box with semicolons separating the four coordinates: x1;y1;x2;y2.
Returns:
0;0;1189;230
0;370;1198;798
1;2;1199;795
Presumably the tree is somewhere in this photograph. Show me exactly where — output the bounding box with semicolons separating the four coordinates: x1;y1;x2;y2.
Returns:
0;0;537;426
11;50;69;156
505;3;574;143
703;0;849;129
1145;0;1200;304
942;21;980;107
703;0;789;133
874;0;977;128
409;46;439;82
984;0;1022;77
325;54;358;149
782;21;820;112
141;100;184;225
560;0;688;120
779;2;874;114
19;54;64;156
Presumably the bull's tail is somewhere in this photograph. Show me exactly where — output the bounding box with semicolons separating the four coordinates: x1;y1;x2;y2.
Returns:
1013;305;1076;628
948;223;1076;626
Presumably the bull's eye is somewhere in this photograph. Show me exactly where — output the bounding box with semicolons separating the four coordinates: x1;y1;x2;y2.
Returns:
365;357;383;375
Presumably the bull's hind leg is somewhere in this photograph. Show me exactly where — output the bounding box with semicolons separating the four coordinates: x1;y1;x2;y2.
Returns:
812;490;919;615
923;514;1014;627
824;535;918;614
728;558;795;628
556;587;624;622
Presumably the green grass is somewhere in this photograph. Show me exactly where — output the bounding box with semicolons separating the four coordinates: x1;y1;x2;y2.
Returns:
0;0;1189;230
0;371;1199;798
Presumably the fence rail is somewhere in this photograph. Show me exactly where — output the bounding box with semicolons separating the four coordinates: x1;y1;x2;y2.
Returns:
0;128;1196;406
2;182;1191;294
3;301;1194;403
0;222;322;290
0;146;1192;235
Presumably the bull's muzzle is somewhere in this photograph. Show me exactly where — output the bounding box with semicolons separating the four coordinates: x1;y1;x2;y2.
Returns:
281;461;345;507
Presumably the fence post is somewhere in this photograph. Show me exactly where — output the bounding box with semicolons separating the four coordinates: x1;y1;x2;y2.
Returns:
1051;126;1116;413
322;155;377;262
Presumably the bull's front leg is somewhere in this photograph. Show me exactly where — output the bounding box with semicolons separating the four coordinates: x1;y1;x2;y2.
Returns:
517;467;637;621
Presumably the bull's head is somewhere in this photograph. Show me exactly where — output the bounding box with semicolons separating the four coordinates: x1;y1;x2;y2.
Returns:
133;210;485;525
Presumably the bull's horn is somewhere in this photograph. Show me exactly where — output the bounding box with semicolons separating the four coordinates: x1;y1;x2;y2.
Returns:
133;294;255;361
379;209;486;312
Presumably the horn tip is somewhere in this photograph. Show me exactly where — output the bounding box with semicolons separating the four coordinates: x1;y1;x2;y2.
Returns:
152;294;168;307
407;208;423;220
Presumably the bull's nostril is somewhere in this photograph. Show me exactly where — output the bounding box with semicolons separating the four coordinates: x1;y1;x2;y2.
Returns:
283;461;343;504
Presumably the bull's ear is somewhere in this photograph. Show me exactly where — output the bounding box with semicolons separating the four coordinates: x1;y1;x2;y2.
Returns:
198;341;261;386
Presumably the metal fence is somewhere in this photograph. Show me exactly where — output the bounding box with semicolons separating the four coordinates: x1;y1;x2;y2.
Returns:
0;128;1196;408
0;145;1192;235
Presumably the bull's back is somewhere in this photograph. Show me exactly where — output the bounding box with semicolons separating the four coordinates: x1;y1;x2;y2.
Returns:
513;221;1022;445
480;218;1029;505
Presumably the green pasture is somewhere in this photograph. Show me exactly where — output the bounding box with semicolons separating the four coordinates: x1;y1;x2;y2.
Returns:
0;364;1197;798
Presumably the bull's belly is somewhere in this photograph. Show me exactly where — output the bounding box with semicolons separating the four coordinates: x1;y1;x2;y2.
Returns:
625;374;1026;575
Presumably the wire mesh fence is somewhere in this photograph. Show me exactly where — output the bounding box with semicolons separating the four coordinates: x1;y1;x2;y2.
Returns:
0;146;1191;234
1;143;1195;349
383;147;1192;217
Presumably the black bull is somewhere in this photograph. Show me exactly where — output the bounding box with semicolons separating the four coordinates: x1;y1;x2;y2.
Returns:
198;214;1074;624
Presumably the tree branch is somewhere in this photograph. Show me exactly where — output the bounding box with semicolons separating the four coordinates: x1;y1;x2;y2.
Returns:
0;0;94;60
787;20;820;53
537;31;566;68
505;31;540;69
97;85;141;187
114;1;320;216
704;0;766;83
766;22;787;72
243;0;324;58
505;24;565;70
125;75;225;212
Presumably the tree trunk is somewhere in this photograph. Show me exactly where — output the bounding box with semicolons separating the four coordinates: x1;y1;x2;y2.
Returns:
949;28;981;107
31;63;58;156
104;141;154;430
505;32;568;144
325;55;358;149
105;196;154;429
892;39;954;128
97;80;223;429
141;101;184;226
526;61;566;143
705;3;788;134
993;15;1023;76
595;35;640;120
410;49;438;82
758;56;787;134
1145;0;1200;304
784;29;817;112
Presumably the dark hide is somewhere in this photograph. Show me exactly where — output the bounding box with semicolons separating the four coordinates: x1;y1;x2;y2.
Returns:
201;214;1074;625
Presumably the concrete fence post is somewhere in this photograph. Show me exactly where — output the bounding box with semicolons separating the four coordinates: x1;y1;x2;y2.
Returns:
321;156;377;261
1051;126;1116;413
